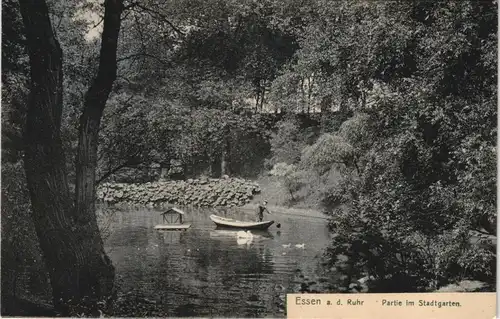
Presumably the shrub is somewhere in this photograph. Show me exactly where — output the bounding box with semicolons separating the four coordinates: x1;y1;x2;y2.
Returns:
268;118;307;166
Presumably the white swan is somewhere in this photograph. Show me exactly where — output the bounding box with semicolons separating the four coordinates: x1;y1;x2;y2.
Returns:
237;237;252;245
295;243;305;249
236;230;253;246
282;243;291;248
237;230;254;239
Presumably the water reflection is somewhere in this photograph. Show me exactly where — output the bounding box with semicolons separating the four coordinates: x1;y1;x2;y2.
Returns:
104;206;330;317
158;231;184;244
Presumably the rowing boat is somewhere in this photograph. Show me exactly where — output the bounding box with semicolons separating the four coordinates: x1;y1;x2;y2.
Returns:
209;214;274;230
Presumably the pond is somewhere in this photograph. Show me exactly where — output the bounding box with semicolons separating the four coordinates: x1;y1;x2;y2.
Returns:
103;206;332;317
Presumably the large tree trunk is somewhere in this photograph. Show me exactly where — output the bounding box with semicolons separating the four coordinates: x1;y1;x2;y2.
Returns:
73;0;124;312
320;94;332;131
19;0;123;315
76;0;123;214
220;126;230;176
220;151;228;176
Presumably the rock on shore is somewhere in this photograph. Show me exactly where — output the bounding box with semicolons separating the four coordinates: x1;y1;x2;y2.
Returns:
97;176;261;207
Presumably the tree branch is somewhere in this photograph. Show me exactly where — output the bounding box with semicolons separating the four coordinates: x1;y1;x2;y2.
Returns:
133;12;148;72
471;229;494;236
116;75;134;87
117;52;171;66
123;0;139;11
55;8;67;30
120;7;133;21
352;159;361;176
96;159;139;185
472;227;496;237
133;3;185;36
97;147;143;185
120;92;136;105
89;15;105;31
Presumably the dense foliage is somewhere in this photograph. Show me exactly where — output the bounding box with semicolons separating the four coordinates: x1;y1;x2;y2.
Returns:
268;0;497;291
2;0;496;312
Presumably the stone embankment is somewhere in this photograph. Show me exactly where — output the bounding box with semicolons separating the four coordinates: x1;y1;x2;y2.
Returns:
97;176;261;207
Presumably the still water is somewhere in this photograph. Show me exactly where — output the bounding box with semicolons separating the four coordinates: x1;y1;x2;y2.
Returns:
103;207;331;317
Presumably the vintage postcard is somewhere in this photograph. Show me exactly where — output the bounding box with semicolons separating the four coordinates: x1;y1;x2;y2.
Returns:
2;0;497;318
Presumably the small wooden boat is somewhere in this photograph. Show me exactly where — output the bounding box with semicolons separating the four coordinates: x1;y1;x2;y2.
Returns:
209;214;274;230
155;207;191;231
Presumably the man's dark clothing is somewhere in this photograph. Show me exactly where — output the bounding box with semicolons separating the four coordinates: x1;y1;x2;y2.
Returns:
257;205;268;222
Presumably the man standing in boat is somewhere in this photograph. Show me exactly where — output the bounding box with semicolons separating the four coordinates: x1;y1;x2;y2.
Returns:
257;201;271;222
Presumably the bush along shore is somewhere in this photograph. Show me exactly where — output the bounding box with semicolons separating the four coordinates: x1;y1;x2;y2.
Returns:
97;176;261;207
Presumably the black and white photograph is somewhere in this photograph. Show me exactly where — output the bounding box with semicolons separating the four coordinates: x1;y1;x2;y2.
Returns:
1;0;497;317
